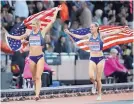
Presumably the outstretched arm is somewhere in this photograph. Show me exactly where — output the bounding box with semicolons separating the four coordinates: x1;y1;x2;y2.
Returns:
7;34;28;40
64;29;90;39
41;6;61;35
4;28;30;40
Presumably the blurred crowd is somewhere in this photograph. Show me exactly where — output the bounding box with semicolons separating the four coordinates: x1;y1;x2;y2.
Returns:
1;1;133;87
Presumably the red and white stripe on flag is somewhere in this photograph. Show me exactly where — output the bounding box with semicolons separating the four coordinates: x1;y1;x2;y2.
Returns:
77;26;134;52
23;7;58;30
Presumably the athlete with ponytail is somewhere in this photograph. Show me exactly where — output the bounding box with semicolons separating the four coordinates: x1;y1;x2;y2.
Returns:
64;22;127;100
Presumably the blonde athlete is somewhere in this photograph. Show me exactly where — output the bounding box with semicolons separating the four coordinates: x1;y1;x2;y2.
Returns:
6;6;61;101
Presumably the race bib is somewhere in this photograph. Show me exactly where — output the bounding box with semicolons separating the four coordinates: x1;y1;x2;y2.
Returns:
89;42;100;51
29;36;41;46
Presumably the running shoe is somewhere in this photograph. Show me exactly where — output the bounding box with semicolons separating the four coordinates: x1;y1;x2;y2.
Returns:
91;83;97;94
96;94;102;101
35;96;40;101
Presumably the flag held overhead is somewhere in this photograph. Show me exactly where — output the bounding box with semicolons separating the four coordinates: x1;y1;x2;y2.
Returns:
5;6;60;51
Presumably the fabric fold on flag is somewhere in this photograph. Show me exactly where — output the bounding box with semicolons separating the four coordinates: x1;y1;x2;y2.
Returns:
23;7;57;31
5;23;26;51
69;26;134;52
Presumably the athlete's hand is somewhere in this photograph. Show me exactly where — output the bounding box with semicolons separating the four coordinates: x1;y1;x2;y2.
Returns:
122;26;131;36
121;26;128;32
2;27;10;37
64;29;70;34
57;5;62;11
2;27;6;33
51;18;55;23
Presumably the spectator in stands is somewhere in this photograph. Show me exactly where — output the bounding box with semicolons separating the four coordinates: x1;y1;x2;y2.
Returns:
119;16;128;26
65;1;73;20
70;1;82;22
15;17;26;24
43;0;54;9
45;34;52;46
103;17;108;25
14;1;29;18
60;22;73;53
114;45;123;55
103;15;116;26
103;2;116;25
29;7;35;16
86;1;95;13
45;44;54;54
79;1;92;28
122;45;131;57
107;15;116;26
70;20;79;30
124;51;133;70
126;2;133;28
51;13;62;41
104;48;128;83
116;6;128;26
59;1;69;22
93;9;103;25
0;3;1;11
92;1;104;13
44;33;55;51
122;45;133;70
27;1;36;16
1;4;14;31
103;2;116;18
34;1;46;13
54;35;68;53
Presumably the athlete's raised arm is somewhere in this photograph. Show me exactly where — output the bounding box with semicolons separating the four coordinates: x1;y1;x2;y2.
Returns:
41;6;61;35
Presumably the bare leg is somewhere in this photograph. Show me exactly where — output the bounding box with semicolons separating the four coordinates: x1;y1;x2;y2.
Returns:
96;60;105;96
89;61;97;92
35;57;44;98
29;60;37;92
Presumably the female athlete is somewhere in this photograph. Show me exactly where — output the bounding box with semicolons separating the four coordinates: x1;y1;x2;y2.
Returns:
6;7;61;101
64;23;126;100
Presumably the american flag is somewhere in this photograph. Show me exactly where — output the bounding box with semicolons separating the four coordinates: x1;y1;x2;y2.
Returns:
6;23;26;51
24;7;57;30
70;26;134;52
6;7;58;51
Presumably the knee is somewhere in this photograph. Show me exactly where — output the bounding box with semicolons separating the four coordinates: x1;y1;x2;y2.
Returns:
32;76;36;81
36;76;41;81
89;76;95;81
96;77;101;82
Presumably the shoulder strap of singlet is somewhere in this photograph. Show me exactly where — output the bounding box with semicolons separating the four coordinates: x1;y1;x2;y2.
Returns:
98;32;100;38
38;30;43;37
38;30;42;35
